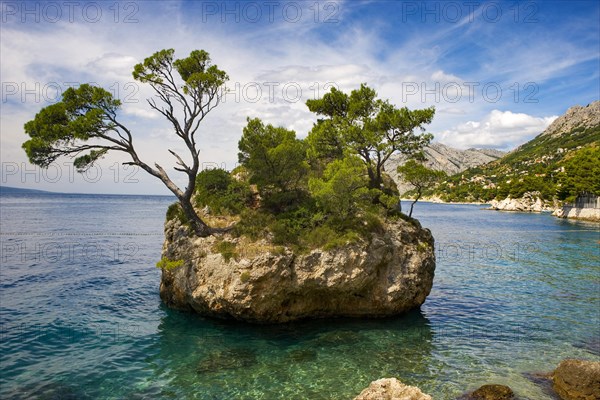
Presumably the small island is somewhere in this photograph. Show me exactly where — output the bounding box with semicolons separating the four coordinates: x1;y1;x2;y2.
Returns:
158;85;438;322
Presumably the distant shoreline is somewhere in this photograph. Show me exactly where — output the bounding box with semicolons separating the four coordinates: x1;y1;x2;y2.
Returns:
0;186;175;198
400;198;489;206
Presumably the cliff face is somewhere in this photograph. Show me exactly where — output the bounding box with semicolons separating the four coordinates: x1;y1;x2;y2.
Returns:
159;218;436;323
386;142;505;194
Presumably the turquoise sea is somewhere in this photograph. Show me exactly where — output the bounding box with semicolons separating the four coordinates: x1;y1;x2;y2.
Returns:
0;192;598;399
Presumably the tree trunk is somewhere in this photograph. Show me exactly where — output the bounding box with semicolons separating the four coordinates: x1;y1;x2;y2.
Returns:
375;165;383;189
179;196;211;237
367;166;377;188
409;191;422;218
408;200;416;218
137;159;215;237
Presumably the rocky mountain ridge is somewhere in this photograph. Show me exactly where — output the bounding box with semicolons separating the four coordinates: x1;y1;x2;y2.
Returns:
423;101;600;208
540;101;600;138
386;142;505;194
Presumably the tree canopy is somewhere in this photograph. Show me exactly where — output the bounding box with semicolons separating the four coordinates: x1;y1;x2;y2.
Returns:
557;145;600;202
23;49;228;236
398;160;446;217
229;84;435;249
238;118;308;196
306;84;435;191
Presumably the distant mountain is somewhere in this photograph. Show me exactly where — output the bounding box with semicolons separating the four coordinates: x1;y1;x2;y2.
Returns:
426;101;600;203
0;186;55;194
0;186;176;197
386;143;505;194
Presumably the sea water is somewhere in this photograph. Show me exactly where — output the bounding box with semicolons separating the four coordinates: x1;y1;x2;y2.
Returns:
1;193;598;399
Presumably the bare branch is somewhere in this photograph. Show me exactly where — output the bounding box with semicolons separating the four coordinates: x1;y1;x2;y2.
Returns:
168;149;190;172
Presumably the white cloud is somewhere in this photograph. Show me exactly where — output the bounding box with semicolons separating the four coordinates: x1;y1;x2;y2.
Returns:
2;1;596;194
123;106;160;119
87;53;139;80
438;107;467;115
438;110;558;150
431;70;462;83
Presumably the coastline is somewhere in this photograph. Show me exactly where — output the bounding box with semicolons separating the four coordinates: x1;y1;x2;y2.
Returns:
402;197;600;222
400;197;489;206
553;206;600;222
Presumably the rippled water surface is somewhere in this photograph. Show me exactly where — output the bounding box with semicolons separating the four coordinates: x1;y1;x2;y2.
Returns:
1;193;598;399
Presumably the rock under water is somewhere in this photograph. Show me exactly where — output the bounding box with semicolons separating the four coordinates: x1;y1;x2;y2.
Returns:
462;384;515;400
353;378;432;400
159;217;435;323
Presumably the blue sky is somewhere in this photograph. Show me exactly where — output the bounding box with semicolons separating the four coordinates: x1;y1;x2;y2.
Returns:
1;0;599;194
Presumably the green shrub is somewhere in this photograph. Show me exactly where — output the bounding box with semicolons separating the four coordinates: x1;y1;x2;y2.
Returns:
166;202;188;224
271;246;287;256
233;209;274;240
270;204;316;245
323;230;362;250
360;213;384;235
271;220;297;245
196;168;231;193
195;168;252;214
417;241;430;253
156;257;184;271
305;225;337;248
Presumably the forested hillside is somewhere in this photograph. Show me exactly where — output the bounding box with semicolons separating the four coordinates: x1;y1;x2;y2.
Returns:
422;102;600;203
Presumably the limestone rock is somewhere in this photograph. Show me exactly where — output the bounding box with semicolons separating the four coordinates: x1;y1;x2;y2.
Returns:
159;218;435;323
552;359;600;400
354;378;432;400
553;206;600;222
488;192;552;213
532;197;544;212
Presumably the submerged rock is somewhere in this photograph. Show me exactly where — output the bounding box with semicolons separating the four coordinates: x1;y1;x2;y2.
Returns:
354;378;432;400
552;359;600;400
573;336;600;357
196;347;257;373
523;371;557;399
159;218;435;323
286;348;318;363
310;330;365;347
462;384;515;400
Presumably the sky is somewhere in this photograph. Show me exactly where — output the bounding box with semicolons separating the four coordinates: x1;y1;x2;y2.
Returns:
1;0;599;194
